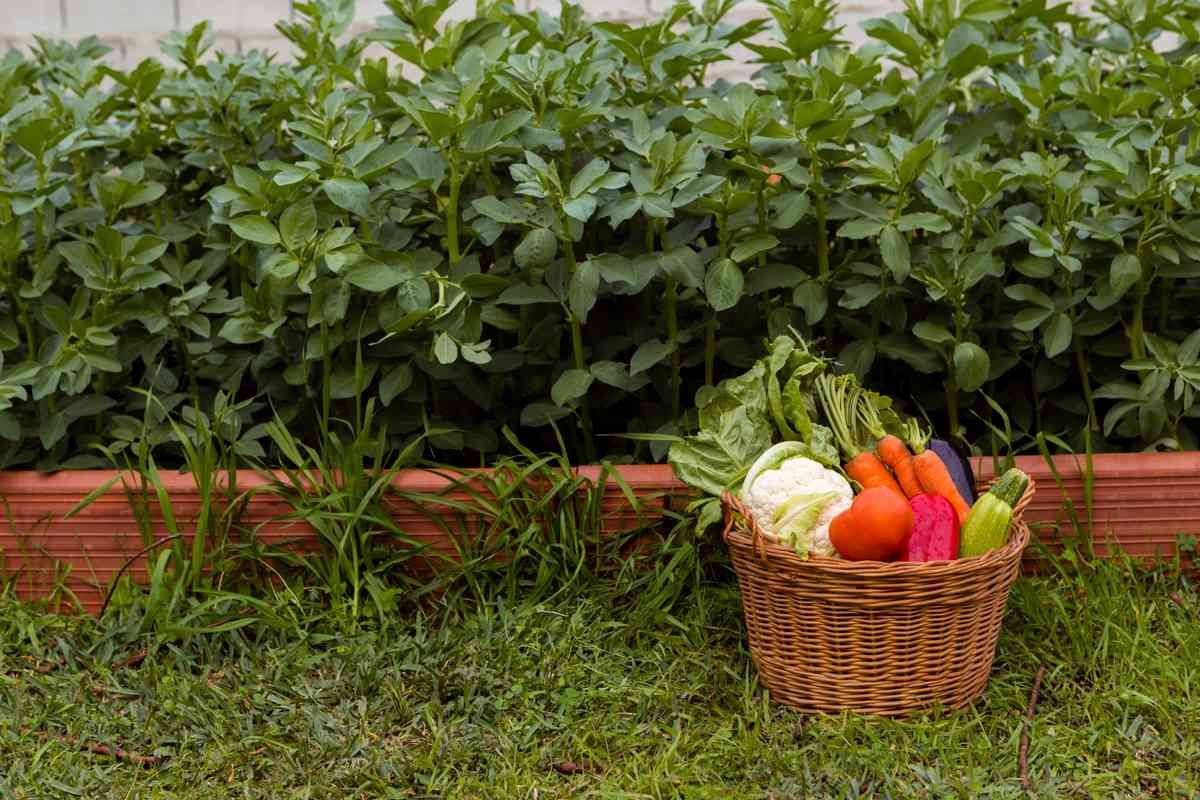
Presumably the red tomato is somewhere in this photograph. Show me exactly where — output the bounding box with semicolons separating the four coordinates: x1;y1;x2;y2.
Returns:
829;487;913;561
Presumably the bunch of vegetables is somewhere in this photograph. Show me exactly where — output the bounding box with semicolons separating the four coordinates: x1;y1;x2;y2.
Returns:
670;333;1029;562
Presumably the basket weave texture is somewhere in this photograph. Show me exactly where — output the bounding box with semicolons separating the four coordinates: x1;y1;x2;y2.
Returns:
721;478;1034;717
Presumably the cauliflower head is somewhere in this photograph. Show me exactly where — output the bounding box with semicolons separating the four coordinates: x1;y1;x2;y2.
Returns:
741;451;852;558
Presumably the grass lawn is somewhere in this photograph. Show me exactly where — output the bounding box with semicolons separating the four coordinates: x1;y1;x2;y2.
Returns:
2;558;1198;799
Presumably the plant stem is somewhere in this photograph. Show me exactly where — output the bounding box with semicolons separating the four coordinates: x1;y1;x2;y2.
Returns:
948;309;966;441
945;376;960;441
561;222;596;463
34;166;47;264
756;187;770;320
666;275;680;422
641;220;655;327
705;214;728;387
814;185;832;346
1130;276;1147;359
1074;335;1099;431
704;315;716;387
1160;277;1172;333
4;269;37;358
71;154;87;208
446;160;462;267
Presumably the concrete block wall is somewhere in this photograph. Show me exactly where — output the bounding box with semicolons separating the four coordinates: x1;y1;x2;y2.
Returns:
0;0;905;70
2;0;1095;71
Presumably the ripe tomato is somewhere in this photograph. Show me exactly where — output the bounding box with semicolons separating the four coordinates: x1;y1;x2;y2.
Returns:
829;487;913;561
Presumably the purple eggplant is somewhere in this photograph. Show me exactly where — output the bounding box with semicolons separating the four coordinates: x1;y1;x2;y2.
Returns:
927;438;976;505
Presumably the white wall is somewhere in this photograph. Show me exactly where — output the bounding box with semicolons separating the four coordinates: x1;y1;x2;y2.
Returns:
1;0;899;72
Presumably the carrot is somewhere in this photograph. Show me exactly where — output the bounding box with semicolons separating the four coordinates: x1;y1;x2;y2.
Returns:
877;434;923;498
845;451;905;497
913;449;972;523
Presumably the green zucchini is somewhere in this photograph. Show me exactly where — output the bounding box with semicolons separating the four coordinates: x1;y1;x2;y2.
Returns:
958;468;1029;558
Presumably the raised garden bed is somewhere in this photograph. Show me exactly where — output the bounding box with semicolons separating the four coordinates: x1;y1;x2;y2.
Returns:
974;453;1200;570
4;454;1196;613
0;465;683;613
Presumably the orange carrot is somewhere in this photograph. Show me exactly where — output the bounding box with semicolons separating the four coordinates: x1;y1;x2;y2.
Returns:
845;451;905;498
877;434;923;498
913;450;971;523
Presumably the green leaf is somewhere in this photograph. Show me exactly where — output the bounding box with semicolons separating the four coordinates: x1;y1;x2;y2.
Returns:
569;260;600;322
1110;253;1141;297
704;258;744;312
122;182;166;210
344;260;414;292
792;281;828;325
460;273;509;299
460;341;492;365
570;157;610;198
1043;313;1073;358
590;361;651;392
514;228;558;270
263;253;301;280
746;264;805;295
879;226;910;283
563;195;598;222
433;333;458;365
953;341;990;392
730;234;779;263
894;212;951;233
82;351;123;373
472;196;527;224
1004;283;1055;309
877;334;942;373
674;175;724;208
630;339;675;375
862;19;925;61
1179;329;1200;365
914;320;955;345
837;219;887;239
839;282;881;310
280;200;317;250
770;192;810;228
791;99;837;129
668;406;772;497
551;369;594;406
322;178;371;217
497;282;558;305
658;247;704;289
229;216;280;245
1013;307;1052;331
39;414;67;450
521;401;572;427
125;236;168;265
57;242;101;274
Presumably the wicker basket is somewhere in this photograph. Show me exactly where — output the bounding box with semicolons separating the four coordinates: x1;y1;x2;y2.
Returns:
721;478;1034;717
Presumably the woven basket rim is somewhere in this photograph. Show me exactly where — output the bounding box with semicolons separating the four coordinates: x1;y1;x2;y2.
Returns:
721;475;1035;577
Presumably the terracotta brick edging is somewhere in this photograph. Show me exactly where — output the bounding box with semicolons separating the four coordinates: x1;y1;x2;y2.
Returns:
3;454;1196;613
973;453;1200;570
0;465;685;614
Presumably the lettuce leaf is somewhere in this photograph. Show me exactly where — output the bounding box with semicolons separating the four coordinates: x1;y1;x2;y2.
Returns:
668;333;834;529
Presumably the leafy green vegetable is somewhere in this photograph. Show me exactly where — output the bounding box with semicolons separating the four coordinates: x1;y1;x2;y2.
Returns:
670;334;840;530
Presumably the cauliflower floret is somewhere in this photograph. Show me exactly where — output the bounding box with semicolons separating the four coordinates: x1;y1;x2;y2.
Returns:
742;456;852;557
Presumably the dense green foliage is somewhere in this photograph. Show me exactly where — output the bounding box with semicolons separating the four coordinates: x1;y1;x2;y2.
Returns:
5;0;1200;469
2;558;1198;798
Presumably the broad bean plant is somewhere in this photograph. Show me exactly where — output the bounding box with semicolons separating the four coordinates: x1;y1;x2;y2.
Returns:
3;0;1200;469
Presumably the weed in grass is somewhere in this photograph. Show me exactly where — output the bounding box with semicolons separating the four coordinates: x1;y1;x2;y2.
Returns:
394;425;703;628
75;390;283;656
